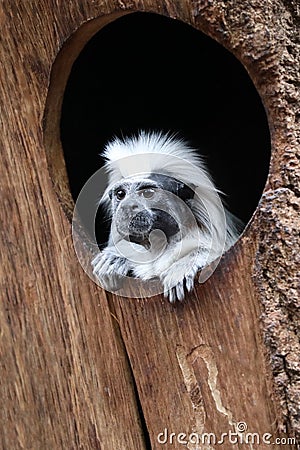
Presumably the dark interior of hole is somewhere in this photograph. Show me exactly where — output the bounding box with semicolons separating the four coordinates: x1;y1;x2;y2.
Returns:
60;12;271;247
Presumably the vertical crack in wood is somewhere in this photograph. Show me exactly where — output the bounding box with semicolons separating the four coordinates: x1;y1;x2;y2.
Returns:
107;295;152;449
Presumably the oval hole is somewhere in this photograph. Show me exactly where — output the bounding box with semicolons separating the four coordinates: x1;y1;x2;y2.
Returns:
57;12;270;247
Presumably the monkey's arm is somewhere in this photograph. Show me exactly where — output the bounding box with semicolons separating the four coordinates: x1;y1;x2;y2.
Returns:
160;247;209;303
92;245;132;292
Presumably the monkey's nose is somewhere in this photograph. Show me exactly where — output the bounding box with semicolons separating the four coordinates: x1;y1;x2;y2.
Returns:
129;211;152;232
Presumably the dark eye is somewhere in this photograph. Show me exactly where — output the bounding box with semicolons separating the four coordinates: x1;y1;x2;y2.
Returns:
141;188;155;199
116;189;126;200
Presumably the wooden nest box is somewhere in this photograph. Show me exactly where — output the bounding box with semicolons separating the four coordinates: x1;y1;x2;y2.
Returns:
0;1;299;449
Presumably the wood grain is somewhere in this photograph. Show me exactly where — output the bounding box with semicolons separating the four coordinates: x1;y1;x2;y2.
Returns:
110;235;283;448
0;0;298;449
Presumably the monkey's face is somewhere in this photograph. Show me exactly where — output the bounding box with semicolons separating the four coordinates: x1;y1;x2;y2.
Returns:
108;173;194;247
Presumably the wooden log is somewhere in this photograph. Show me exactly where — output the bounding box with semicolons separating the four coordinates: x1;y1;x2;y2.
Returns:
0;0;298;449
110;236;286;448
0;3;145;449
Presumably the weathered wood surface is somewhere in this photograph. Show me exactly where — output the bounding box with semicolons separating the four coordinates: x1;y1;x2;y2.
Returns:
0;1;299;449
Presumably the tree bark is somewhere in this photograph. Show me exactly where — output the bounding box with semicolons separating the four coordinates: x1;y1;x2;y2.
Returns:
0;1;299;449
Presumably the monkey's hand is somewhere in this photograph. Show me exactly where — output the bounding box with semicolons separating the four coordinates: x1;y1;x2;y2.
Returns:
92;247;131;292
160;250;207;303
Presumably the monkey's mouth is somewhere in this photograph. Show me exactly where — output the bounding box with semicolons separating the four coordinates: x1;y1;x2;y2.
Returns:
126;209;179;248
127;211;152;248
128;234;151;249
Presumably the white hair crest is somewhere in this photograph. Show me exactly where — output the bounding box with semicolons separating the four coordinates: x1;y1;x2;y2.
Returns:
101;130;240;251
102;131;212;190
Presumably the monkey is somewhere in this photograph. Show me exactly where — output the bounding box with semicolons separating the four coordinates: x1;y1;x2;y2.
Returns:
92;131;241;302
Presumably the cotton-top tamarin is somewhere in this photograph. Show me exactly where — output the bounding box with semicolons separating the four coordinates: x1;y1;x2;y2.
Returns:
92;131;241;302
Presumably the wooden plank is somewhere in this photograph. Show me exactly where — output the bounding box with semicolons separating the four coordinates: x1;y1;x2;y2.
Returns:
0;0;298;449
0;1;146;449
111;235;289;449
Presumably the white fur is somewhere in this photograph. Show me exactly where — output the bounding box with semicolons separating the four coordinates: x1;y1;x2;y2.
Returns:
102;131;212;201
93;131;241;302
